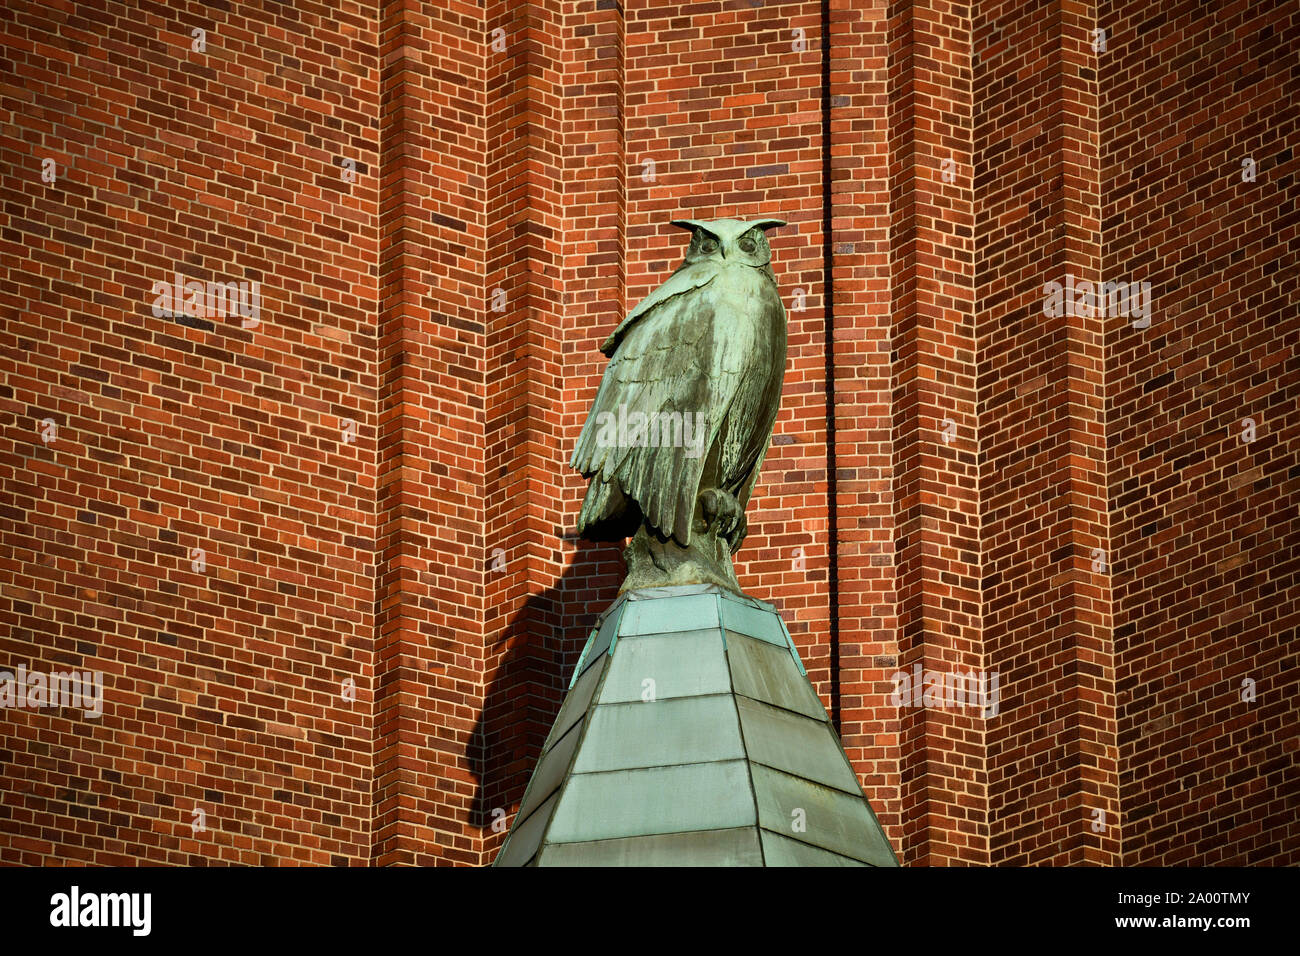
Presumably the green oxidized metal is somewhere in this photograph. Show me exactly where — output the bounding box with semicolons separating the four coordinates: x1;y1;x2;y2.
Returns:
569;217;789;596
493;585;899;867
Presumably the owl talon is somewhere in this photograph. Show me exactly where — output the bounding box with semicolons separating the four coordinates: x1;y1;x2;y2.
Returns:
699;488;744;549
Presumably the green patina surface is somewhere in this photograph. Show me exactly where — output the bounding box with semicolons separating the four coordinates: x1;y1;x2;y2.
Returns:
494;584;899;867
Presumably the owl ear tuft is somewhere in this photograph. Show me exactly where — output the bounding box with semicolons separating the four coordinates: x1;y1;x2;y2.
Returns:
749;218;787;232
670;220;727;247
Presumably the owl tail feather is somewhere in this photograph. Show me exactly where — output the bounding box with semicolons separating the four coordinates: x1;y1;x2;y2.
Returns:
577;478;640;542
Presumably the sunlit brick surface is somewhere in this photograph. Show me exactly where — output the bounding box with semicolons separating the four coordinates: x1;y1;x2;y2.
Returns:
1;0;1295;866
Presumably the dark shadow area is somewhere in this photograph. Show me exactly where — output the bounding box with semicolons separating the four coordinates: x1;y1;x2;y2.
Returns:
468;540;624;845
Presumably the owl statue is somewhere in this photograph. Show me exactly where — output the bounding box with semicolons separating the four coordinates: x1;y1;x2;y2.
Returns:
570;216;787;594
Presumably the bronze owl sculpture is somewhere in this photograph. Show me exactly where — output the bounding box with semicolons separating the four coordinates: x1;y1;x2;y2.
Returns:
570;217;787;593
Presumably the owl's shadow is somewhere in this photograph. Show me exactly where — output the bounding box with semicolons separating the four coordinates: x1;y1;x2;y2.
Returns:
468;541;624;841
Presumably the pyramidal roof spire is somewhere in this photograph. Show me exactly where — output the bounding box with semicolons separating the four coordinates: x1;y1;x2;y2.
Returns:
494;584;899;866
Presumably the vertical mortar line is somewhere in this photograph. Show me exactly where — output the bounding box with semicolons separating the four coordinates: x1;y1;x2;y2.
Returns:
617;0;627;320
1057;0;1080;867
372;6;388;867
969;2;990;869
517;0;546;828
1086;0;1120;866
478;2;498;864
373;0;420;865
821;0;841;735
886;0;922;864
1059;0;1118;865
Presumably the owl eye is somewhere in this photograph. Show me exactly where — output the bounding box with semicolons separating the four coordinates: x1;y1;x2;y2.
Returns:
700;238;718;254
739;236;757;254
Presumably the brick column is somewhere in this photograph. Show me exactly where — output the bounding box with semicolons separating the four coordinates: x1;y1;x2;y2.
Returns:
375;0;487;866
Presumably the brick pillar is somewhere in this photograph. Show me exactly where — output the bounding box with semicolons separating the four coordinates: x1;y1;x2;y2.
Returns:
829;0;909;865
888;0;985;866
1057;0;1121;866
971;0;1119;867
477;0;573;863
375;0;487;866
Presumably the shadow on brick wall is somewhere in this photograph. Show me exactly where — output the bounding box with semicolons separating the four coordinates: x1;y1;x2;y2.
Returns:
468;541;624;854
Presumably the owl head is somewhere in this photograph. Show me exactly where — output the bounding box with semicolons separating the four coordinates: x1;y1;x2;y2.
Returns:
670;217;786;268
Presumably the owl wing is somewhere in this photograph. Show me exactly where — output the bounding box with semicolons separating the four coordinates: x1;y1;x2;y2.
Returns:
572;266;773;547
599;260;717;356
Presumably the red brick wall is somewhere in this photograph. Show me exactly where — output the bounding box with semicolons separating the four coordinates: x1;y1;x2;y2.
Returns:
1103;0;1298;865
1;0;1295;866
974;0;1119;865
1;0;380;864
